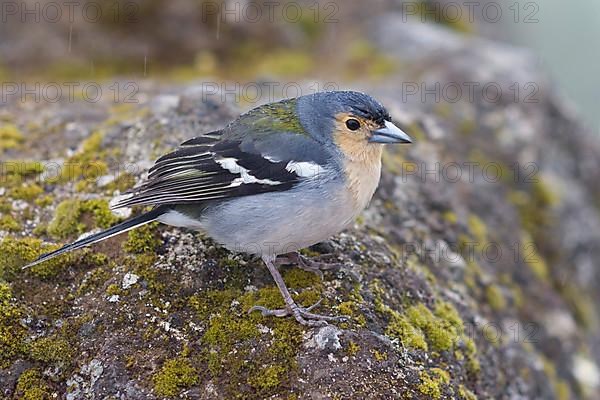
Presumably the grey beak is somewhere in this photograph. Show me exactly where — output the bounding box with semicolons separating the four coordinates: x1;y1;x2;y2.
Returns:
369;121;413;144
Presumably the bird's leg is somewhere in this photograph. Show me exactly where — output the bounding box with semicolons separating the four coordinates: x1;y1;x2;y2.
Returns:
249;256;347;326
275;251;343;279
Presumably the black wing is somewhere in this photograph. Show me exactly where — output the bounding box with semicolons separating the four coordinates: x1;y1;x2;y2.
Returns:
111;133;322;208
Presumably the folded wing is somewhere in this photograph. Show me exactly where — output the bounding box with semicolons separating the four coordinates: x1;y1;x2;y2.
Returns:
111;133;325;209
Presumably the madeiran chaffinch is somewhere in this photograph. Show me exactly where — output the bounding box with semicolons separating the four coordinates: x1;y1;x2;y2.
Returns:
24;90;412;326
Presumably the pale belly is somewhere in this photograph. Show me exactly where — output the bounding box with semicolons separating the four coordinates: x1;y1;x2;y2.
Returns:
159;181;367;256
204;184;361;255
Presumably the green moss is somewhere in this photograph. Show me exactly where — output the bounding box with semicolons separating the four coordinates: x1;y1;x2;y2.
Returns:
153;357;198;397
123;223;160;254
442;211;458;224
106;283;122;296
0;160;44;189
104;172;136;193
47;199;84;239
381;150;407;175
47;198;119;240
189;289;241;320
458;118;477;136
256;50;313;77
283;268;320;289
0;236;71;280
0;123;24;152
467;214;488;250
337;301;366;327
509;178;559;239
203;312;262;376
458;384;478;400
0;282;27;368
0;214;20;231
418;368;450;399
540;355;571;400
407;304;450;351
373;281;465;352
554;380;570;400
83;198;121;228
15;369;52;400
463;336;481;375
10;182;44;201
485;285;507;311
560;284;595;329
247;365;286;392
191;287;306;397
77;266;110;295
434;301;465;332
35;195;54;208
47;131;110;187
386;311;428;351
519;236;549;282
28;336;74;364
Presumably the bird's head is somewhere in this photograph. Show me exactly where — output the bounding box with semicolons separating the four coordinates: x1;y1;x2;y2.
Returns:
297;91;412;161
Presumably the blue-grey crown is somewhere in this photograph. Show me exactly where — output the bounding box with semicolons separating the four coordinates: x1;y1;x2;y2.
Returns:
296;91;391;144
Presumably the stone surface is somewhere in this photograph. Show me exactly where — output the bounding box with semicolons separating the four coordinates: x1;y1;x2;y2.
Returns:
1;18;600;400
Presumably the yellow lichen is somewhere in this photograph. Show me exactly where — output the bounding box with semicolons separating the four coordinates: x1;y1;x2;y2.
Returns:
47;198;119;240
442;211;458;224
247;365;287;392
0;123;24;152
463;336;481;375
0;282;26;368
29;336;74;364
153;357;198;397
418;368;451;399
485;285;507;311
15;369;52;400
123;223;160;254
458;384;478;400
467;214;488;250
346;340;360;356
0;214;20;232
190;287;306;397
373;350;388;361
46;131;110;187
0;236;72;279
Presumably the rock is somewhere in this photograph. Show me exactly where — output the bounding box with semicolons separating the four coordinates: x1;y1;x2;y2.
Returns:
122;273;140;290
308;326;343;352
1;17;600;400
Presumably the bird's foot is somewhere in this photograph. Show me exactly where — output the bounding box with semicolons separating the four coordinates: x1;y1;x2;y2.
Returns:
249;299;349;327
276;252;343;279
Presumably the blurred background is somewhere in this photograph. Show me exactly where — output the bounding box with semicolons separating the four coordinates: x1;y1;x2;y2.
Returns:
0;0;598;132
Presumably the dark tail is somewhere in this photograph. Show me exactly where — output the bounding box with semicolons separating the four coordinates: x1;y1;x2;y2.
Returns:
22;207;166;270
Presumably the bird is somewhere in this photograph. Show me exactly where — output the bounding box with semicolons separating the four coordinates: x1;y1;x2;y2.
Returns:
23;90;413;326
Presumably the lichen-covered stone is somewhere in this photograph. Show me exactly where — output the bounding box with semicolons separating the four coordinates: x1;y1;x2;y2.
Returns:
1;19;600;400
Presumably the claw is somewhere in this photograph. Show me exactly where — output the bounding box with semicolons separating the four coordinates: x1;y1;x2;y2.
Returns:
276;252;343;280
248;298;347;326
248;305;289;317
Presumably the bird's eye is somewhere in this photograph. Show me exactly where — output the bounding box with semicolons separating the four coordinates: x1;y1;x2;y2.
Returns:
346;119;361;131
